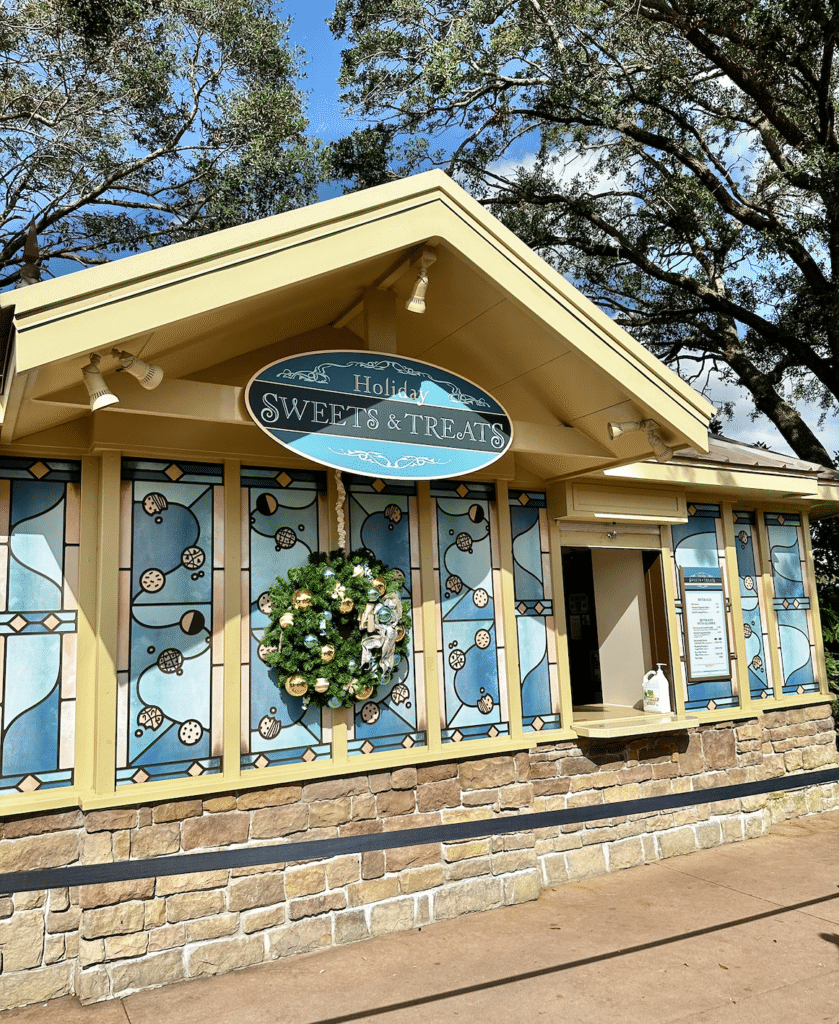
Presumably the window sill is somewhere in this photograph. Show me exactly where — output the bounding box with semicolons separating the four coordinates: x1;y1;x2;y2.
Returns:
571;704;697;739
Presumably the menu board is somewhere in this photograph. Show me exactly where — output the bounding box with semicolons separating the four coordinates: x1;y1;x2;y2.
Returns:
681;566;731;681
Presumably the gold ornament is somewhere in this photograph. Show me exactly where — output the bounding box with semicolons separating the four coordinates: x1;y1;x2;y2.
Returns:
314;677;329;693
355;685;374;701
396;624;406;642
320;643;335;663
285;673;309;697
373;576;387;596
339;597;354;613
293;588;313;609
279;612;294;629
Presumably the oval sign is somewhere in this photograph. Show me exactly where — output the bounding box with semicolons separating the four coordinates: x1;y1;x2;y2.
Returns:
244;351;513;480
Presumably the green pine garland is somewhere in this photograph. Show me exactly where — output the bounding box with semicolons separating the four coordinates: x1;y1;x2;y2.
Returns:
263;548;412;710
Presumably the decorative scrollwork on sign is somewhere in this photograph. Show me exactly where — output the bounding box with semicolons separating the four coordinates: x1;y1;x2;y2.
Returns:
328;449;449;470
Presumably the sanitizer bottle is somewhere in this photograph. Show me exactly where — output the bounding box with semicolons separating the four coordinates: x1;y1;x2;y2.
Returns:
642;663;672;714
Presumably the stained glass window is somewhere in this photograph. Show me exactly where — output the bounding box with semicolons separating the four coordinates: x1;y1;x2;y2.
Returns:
509;491;560;732
432;481;508;742
117;460;224;785
764;513;818;695
346;477;424;755
240;466;330;769
670;502;738;711
733;512;772;700
0;459;79;794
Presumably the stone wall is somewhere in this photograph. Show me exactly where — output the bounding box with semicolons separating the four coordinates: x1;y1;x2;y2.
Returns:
0;706;837;1010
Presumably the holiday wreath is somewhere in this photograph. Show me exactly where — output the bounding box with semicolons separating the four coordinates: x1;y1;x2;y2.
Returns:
262;549;412;709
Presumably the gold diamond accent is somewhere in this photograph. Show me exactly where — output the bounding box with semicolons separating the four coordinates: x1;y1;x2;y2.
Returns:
17;775;41;792
783;600;790;609
706;700;717;711
532;717;544;731
793;599;800;609
361;740;375;755
688;504;697;516
132;769;150;784
43;614;61;632
372;479;386;493
302;748;317;762
402;736;415;749
488;726;499;738
797;685;805;695
254;754;269;769
165;463;184;481
187;761;204;777
9;615;27;632
28;461;50;479
777;515;785;525
761;689;770;700
456;484;469;498
451;730;463;743
535;602;544;615
518;493;530;505
517;602;527;615
276;472;292;488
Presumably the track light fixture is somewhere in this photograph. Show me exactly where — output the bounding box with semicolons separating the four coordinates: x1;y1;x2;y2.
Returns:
405;250;437;314
607;418;674;463
112;348;164;390
81;353;119;412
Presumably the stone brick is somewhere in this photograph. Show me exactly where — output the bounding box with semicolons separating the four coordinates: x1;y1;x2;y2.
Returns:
203;795;237;813
499;784;534;809
462;788;499;806
166;889;225;923
362;850;385;879
156;870;228;896
48;887;69;912
78;938;105;966
491;849;537;875
445;839;489;862
153;799;203;823
185;913;239;942
0;898;12;918
282;864;325;898
79;876;154;909
148;924;185;952
309;798;352;827
290;891;347;920
85;808;138;832
541;854;569;886
386;843;441;872
376;788;416;816
702;729;737;769
238;785;302;810
105;931;150;960
459;757;516;790
433;877;503;921
268;917;332;959
2;809;82;840
533;778;572;797
678;734;704;775
251;804;309;839
81;831;112;864
327;855;360;888
228;873;286;912
75;966;110;1005
446;857;491;881
82;900;146;939
351;793;377;820
442;806;493;824
0;963;73;1007
132;823;181;860
416;763;458;784
370;898;415;936
242;905;285;933
608;838;644;871
347;878;399;908
566;845;607;880
504;870;540;905
417;779;462;812
111;950;186;995
0;831;79;874
559;756;599;776
302;777;368;801
334;909;368;945
803;745;838;769
390;767;418;790
12;890;45;910
181;812;249;851
400;865;445;893
658;827;698;859
44;934;64;965
47;905;81;933
0;910;45;971
695;821;722;849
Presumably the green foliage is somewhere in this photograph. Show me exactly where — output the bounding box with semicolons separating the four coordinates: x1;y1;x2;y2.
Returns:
0;0;320;284
263;548;412;710
330;0;839;465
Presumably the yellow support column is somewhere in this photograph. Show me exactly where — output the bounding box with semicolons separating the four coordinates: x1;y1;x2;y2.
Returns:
495;482;523;739
417;482;442;752
754;510;784;699
659;525;688;717
326;469;348;764
223;460;242;782
545;491;574;728
74;456;101;797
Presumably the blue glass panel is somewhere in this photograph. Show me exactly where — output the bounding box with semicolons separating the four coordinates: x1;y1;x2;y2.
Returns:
347;480;423;755
241;466;330;770
732;516;771;699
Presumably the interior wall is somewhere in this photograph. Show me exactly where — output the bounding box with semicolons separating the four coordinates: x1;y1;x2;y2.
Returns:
591;548;652;707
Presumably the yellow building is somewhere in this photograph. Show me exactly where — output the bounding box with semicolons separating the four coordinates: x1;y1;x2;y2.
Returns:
0;172;836;1008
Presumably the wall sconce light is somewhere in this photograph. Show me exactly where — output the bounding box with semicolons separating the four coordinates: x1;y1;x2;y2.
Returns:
607;418;674;463
112;348;163;389
81;353;119;411
405;251;437;314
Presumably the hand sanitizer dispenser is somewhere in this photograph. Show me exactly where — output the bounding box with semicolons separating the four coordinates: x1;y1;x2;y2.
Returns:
642;663;672;714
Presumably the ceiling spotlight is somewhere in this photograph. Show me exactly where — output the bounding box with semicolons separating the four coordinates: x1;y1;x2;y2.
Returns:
112;348;163;389
81;353;119;412
607;418;673;463
405;250;437;314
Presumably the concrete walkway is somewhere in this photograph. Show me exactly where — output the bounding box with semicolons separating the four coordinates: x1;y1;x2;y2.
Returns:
4;810;839;1024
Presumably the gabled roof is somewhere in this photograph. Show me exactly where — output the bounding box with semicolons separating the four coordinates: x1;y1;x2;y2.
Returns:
0;171;715;480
